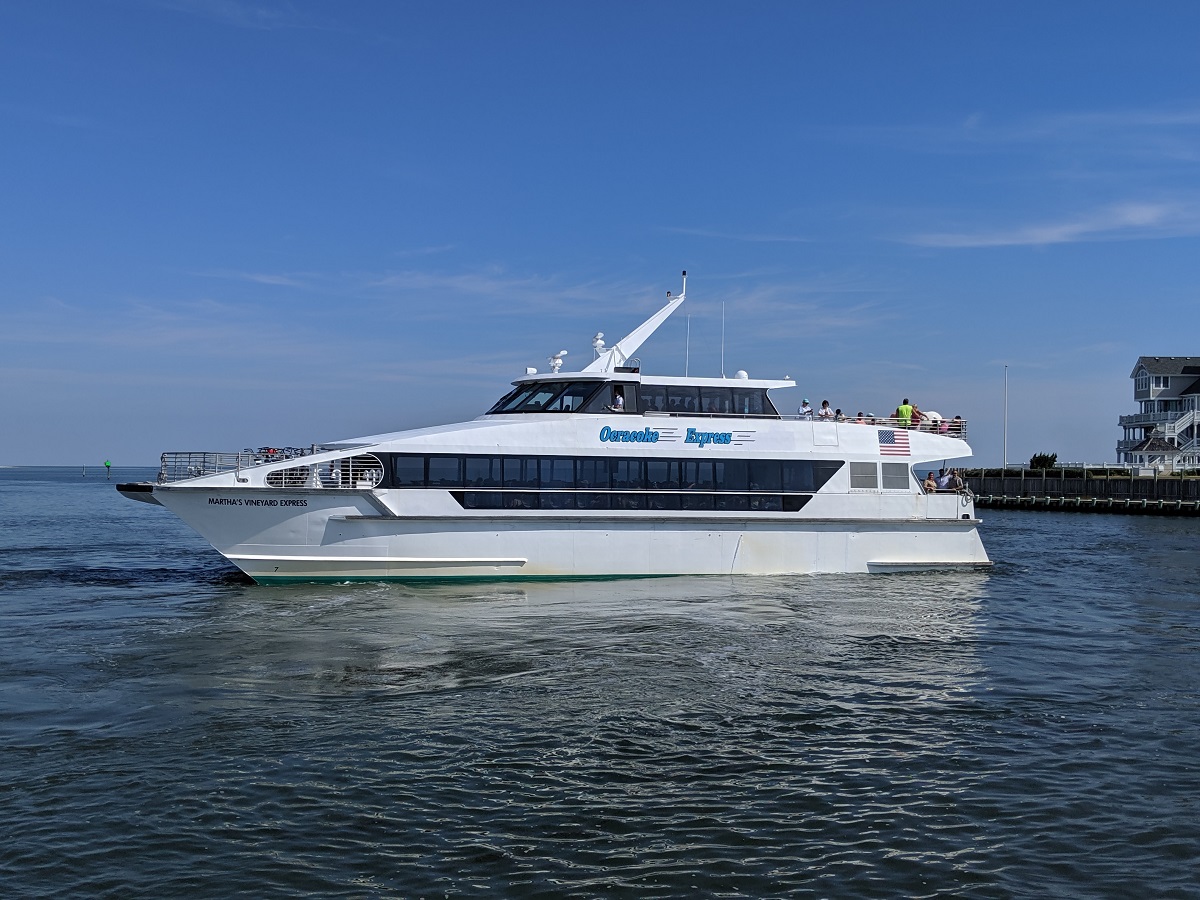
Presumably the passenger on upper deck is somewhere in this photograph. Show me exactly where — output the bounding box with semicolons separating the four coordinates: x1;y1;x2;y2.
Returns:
817;400;835;419
798;399;814;419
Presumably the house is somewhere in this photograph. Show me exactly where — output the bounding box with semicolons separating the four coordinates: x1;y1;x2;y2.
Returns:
1118;357;1200;468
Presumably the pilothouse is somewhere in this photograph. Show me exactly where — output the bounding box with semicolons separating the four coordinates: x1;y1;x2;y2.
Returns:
118;271;990;581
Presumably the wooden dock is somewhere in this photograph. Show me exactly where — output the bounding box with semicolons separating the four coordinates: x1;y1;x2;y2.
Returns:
964;470;1200;516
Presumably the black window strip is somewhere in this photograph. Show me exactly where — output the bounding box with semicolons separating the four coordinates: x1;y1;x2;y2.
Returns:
448;491;812;512
388;454;843;492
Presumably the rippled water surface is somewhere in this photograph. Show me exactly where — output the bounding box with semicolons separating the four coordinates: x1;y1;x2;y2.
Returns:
2;467;1199;897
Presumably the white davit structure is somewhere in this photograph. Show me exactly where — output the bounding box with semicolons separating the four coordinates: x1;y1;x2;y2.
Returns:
118;272;990;581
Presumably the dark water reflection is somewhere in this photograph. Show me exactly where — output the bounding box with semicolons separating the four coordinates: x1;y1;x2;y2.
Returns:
1;469;1198;897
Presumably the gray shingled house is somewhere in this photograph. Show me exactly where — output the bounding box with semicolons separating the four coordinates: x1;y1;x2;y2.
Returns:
1119;357;1200;468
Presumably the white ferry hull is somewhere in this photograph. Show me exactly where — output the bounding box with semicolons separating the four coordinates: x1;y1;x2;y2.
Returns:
129;273;993;582
154;488;990;581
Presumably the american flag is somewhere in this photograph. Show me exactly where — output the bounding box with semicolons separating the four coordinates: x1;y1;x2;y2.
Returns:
878;429;910;456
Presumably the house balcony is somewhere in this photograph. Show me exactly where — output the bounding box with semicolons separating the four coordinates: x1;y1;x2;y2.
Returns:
1118;411;1184;427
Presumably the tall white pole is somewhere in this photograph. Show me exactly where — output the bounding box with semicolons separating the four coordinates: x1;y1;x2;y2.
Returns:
1003;364;1009;469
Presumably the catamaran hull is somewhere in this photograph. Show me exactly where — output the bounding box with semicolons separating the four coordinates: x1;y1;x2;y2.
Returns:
153;488;990;582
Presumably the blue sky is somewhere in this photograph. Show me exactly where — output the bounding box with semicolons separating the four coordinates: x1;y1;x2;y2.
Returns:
4;1;1200;466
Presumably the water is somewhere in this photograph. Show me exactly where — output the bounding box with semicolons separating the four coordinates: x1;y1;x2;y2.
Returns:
2;467;1199;898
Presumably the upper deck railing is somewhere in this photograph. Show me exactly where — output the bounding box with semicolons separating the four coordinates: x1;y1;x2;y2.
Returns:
643;410;967;436
158;446;314;484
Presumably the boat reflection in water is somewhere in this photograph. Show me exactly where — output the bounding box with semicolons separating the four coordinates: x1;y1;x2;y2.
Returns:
183;572;989;712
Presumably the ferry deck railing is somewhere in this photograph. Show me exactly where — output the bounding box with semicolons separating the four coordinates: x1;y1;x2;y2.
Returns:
158;449;386;489
644;410;968;438
158;446;316;484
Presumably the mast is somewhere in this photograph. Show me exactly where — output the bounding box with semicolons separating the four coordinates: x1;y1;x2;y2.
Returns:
583;271;687;374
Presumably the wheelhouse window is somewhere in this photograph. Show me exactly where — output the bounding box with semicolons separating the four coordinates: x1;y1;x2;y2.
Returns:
581;383;637;414
489;384;540;413
487;381;603;414
546;382;601;411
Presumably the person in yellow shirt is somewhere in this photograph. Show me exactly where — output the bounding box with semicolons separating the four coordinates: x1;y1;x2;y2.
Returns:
894;398;914;428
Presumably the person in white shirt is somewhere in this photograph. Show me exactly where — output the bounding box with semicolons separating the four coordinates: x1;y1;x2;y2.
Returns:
798;399;814;419
817;400;835;419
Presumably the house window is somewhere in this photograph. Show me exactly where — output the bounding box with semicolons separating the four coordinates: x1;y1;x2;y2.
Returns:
1135;372;1149;392
1154;376;1170;389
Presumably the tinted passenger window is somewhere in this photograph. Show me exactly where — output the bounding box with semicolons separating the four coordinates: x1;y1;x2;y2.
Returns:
427;456;462;487
639;384;668;412
540;457;574;489
714;459;749;491
732;389;765;417
700;387;733;415
503;457;539;488
666;386;700;415
813;461;844;490
683;460;715;490
393;455;425;487
610;459;644;490
465;457;502;487
645;459;680;490
782;461;814;493
575;459;610;490
748;459;782;492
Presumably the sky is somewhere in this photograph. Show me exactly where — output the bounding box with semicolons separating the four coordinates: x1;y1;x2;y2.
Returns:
4;1;1200;466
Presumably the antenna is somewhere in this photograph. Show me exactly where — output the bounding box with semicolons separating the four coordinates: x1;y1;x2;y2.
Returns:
721;301;726;379
684;313;690;377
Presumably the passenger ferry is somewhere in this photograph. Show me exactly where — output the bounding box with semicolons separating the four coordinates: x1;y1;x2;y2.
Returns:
118;273;990;581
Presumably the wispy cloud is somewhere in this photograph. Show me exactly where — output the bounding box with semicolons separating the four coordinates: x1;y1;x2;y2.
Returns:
391;244;456;259
828;103;1200;163
660;226;810;243
903;201;1200;248
143;0;336;31
192;269;313;288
